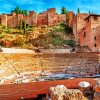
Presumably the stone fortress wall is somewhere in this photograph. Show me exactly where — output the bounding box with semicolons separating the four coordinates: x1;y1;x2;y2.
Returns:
0;8;68;27
72;14;100;52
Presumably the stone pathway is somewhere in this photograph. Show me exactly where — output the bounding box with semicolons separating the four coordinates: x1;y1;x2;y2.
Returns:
1;47;35;54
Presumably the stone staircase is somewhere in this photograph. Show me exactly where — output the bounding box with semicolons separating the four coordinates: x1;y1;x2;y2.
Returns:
0;53;99;81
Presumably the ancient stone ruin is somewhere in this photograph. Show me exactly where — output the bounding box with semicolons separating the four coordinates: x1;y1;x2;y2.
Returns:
0;8;68;27
49;85;88;100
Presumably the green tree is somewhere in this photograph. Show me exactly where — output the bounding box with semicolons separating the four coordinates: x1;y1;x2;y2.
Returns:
77;8;80;13
13;6;28;15
19;19;23;30
89;11;91;14
19;10;22;14
23;20;26;34
61;7;69;22
61;7;68;14
63;40;76;48
22;10;28;15
14;6;20;14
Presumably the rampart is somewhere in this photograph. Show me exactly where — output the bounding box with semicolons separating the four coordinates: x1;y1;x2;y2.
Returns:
0;8;68;27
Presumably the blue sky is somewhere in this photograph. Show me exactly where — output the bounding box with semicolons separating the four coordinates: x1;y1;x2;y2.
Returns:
0;0;99;14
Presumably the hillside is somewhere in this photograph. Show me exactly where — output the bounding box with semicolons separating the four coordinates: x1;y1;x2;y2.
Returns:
0;23;75;49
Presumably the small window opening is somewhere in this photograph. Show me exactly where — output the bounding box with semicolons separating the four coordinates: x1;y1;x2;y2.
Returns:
94;16;98;20
94;44;97;47
83;32;86;37
94;37;96;40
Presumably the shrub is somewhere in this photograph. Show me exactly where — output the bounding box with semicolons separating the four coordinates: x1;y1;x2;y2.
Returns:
0;32;6;39
63;40;76;48
2;25;6;29
3;28;11;34
19;19;23;30
23;20;26;35
51;37;64;46
60;22;66;28
60;22;67;33
66;25;73;35
31;34;48;47
13;35;25;47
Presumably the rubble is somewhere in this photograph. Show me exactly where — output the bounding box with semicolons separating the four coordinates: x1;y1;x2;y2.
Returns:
94;79;100;100
49;85;88;100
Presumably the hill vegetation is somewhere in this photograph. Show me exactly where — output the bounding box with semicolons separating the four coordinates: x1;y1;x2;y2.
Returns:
0;22;75;49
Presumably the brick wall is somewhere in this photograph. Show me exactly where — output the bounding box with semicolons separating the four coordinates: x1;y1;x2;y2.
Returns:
48;13;55;26
79;15;100;52
47;8;56;14
73;13;100;52
1;14;7;27
95;27;100;51
58;14;66;23
91;15;100;29
0;8;67;27
73;14;89;43
72;16;77;40
91;16;100;51
76;14;89;33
